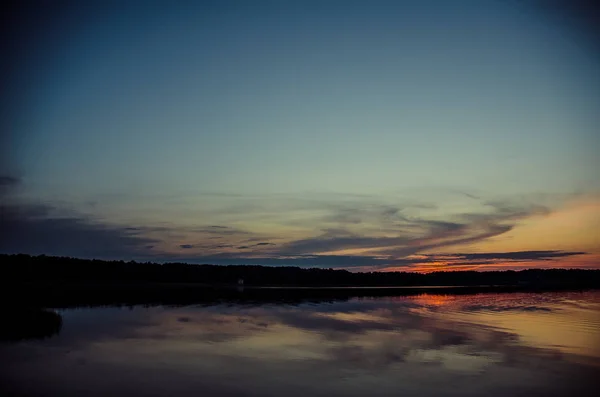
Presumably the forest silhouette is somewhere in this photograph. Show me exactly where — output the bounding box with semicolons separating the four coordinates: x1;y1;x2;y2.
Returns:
4;253;600;287
2;253;599;308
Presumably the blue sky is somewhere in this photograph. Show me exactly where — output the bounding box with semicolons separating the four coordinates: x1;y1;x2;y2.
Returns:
2;0;599;270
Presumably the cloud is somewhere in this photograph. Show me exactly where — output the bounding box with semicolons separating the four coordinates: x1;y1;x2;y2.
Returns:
319;203;426;225
1;177;589;271
0;175;159;259
0;175;19;188
193;226;252;236
233;243;276;250
133;195;585;270
0;203;159;260
160;254;414;268
278;199;552;260
190;250;584;270
135;224;251;237
233;242;277;249
277;219;477;257
451;251;586;261
241;236;277;243
280;234;411;254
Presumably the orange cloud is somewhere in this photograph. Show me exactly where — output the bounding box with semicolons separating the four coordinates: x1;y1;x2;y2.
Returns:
454;194;600;255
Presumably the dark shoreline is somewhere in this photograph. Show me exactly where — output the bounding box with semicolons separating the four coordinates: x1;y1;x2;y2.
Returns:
4;282;599;309
2;283;598;343
3;254;599;308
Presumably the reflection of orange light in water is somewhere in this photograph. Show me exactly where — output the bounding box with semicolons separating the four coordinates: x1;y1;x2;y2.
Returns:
408;294;454;307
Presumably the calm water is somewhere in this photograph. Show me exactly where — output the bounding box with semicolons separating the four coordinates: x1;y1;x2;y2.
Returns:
2;291;599;397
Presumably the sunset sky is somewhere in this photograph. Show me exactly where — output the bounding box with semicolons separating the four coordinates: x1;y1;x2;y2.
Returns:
2;0;599;272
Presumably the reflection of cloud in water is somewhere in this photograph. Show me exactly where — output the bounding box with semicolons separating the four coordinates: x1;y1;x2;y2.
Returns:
406;346;504;372
462;305;553;312
1;292;599;397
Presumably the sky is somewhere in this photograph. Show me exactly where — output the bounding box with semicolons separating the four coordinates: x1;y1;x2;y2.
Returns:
1;0;599;272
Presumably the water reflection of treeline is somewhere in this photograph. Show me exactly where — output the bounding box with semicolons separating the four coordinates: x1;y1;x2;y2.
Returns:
0;308;62;342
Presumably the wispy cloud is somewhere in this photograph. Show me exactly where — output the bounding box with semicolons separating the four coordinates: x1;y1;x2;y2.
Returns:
276;199;537;258
0;175;19;188
192;226;252;236
0;175;158;260
0;203;159;260
449;251;586;261
2;178;595;271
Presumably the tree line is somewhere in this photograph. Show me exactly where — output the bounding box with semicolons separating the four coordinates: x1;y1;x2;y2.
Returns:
2;253;599;287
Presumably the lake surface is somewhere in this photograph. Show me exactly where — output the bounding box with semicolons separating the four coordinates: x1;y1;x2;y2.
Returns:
1;291;599;396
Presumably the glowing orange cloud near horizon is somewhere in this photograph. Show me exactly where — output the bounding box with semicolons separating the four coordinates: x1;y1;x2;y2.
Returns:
344;195;600;273
459;195;600;255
